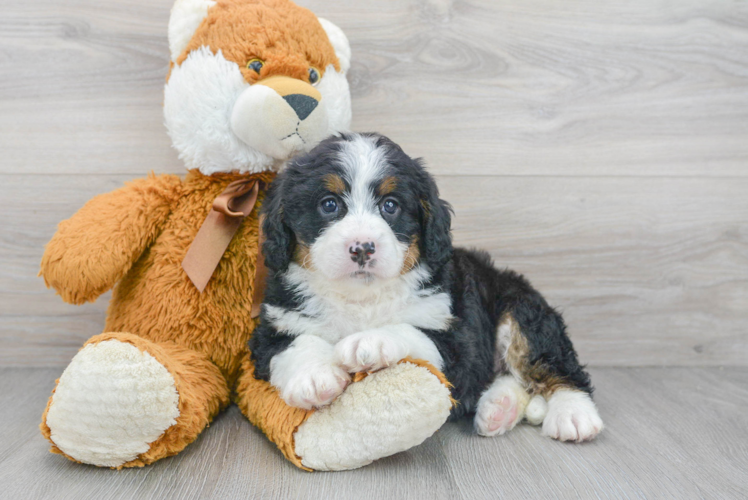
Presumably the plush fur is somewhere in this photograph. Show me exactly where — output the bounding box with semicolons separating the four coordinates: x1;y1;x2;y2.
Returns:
40;0;327;467
41;171;271;467
40;0;453;472
250;133;604;442
292;359;452;471
44;339;181;467
164;0;351;174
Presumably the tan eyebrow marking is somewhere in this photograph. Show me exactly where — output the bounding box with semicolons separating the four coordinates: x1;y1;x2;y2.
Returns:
420;199;431;218
323;173;345;194
378;176;397;196
400;236;420;274
293;243;313;270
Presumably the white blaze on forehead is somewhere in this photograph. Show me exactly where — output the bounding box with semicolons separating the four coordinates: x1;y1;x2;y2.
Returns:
308;134;406;282
337;135;389;215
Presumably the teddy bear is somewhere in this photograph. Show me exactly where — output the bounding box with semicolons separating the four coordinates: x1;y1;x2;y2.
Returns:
39;0;453;471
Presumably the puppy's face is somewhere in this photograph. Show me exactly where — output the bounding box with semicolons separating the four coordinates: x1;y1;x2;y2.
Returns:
262;133;453;285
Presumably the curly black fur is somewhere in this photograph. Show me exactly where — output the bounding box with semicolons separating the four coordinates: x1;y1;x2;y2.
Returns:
250;133;594;420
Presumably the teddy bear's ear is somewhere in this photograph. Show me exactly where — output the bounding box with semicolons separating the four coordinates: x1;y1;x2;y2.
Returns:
317;18;351;73
168;0;216;63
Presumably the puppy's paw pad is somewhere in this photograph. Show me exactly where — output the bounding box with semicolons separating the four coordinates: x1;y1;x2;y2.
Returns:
335;331;406;373
475;394;521;437
282;365;350;410
542;390;603;442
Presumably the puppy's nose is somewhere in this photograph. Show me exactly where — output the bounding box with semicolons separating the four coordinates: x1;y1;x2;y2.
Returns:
283;94;318;121
349;241;376;266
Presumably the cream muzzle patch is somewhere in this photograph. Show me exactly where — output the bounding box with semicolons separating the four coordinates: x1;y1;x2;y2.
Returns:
231;75;328;160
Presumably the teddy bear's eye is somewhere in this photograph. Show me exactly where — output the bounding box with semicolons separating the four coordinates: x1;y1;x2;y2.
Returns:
308;67;320;86
247;59;264;73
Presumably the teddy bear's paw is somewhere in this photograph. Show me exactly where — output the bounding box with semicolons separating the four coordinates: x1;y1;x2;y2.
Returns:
45;340;180;467
474;375;530;437
542;389;603;443
294;361;452;471
280;363;350;410
335;330;408;373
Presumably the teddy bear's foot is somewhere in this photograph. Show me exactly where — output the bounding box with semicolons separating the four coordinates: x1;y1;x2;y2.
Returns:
293;360;453;471
42;333;229;467
44;337;179;467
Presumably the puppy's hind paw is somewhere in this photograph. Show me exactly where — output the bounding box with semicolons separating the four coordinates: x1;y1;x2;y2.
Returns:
475;396;521;437
542;389;603;442
474;375;530;437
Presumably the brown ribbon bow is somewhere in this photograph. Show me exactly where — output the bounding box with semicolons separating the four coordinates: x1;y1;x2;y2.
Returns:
182;178;267;318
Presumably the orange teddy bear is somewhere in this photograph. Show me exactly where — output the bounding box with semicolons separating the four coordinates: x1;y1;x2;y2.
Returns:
40;0;453;471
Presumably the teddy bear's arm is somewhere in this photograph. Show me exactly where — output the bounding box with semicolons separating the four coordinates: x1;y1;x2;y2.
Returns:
40;173;183;305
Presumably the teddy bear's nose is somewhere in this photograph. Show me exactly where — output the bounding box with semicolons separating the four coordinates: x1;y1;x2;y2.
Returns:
283;94;318;121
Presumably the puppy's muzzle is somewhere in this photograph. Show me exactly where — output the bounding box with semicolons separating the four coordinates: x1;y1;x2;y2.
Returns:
349;241;375;267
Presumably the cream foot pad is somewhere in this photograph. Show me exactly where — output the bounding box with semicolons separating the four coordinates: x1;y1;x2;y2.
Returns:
294;362;452;471
46;340;180;467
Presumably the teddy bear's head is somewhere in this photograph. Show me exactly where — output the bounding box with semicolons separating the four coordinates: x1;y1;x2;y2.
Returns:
164;0;352;175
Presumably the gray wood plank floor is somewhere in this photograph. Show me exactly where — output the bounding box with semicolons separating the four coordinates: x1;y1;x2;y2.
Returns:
1;0;747;497
1;367;746;500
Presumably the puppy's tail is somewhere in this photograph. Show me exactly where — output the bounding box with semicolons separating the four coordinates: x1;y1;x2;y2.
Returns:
525;394;548;425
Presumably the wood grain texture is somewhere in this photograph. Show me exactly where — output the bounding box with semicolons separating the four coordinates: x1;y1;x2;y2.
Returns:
2;0;748;176
1;0;747;367
1;367;746;500
2;174;746;367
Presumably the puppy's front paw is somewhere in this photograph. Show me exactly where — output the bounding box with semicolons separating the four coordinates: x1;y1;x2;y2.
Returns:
542;389;603;442
335;330;408;373
280;364;350;410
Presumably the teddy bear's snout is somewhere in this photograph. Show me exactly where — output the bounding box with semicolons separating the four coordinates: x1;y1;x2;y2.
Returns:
229;75;329;160
283;94;318;121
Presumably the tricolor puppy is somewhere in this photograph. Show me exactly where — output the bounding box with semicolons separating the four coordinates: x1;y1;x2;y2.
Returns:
250;133;603;442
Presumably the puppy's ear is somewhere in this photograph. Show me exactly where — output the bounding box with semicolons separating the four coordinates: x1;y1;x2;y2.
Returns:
261;180;294;273
419;170;453;271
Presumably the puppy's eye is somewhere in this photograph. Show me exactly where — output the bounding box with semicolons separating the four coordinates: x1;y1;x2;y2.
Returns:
320;197;338;214
247;59;264;73
308;67;320;86
380;198;399;216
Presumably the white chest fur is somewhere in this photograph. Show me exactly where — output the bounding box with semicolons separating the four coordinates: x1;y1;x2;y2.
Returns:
264;264;453;343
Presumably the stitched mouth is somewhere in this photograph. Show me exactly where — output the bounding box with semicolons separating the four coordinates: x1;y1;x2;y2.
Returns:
280;123;305;143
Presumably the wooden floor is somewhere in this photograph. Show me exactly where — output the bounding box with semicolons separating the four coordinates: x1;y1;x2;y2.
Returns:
1;367;746;500
1;0;747;498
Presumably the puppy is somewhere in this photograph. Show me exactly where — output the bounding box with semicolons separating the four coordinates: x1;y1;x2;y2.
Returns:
250;133;603;442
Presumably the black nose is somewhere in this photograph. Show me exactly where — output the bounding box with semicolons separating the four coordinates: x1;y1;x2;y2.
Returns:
283;94;318;121
349;241;376;266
